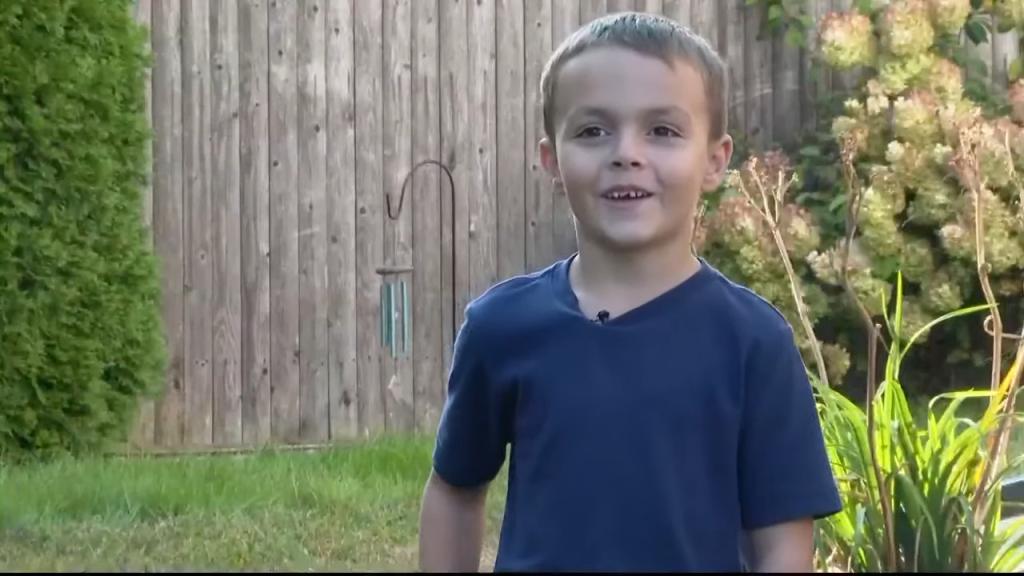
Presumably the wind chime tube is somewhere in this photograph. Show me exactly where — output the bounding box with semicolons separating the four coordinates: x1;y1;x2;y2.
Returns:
389;282;398;357
401;280;410;357
380;283;387;344
384;282;394;357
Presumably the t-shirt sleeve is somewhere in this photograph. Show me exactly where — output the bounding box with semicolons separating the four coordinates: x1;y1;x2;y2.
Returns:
738;321;843;531
432;303;514;488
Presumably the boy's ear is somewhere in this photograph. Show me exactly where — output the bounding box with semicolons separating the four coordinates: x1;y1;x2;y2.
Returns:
702;133;734;192
539;137;562;186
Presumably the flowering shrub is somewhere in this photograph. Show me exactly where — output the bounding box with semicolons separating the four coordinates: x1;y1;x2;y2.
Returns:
698;0;1024;390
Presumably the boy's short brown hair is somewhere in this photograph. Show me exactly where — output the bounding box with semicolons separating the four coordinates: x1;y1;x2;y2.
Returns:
539;12;728;144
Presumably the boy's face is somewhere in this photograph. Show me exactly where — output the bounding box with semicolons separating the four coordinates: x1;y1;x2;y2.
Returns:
540;47;732;254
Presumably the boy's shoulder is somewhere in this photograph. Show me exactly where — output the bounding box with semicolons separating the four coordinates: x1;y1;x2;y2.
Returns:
461;258;564;334
700;261;797;339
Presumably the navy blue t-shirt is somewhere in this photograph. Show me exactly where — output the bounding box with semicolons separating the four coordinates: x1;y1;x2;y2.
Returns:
432;255;842;572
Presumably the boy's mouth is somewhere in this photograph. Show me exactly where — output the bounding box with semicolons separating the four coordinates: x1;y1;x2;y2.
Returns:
601;186;654;202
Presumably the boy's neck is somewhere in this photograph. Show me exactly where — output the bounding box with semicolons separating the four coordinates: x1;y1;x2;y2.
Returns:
569;236;702;319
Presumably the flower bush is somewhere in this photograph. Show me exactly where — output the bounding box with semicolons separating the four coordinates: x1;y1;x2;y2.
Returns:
699;0;1024;391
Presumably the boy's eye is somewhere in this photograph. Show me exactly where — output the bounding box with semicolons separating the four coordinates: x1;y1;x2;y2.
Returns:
651;125;682;138
576;126;608;138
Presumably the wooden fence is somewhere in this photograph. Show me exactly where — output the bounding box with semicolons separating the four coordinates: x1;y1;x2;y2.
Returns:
126;0;1020;450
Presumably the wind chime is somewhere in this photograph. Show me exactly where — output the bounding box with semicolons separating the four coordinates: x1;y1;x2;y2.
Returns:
377;159;456;359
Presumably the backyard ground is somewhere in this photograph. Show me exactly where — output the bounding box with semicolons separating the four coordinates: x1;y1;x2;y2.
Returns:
0;436;506;572
0;411;1020;571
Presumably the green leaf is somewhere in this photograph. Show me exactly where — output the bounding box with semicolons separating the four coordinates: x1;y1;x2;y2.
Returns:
785;27;805;48
900;304;994;362
768;3;783;21
965;20;989;45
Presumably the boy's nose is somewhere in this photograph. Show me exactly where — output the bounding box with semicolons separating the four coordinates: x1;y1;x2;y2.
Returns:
610;134;645;169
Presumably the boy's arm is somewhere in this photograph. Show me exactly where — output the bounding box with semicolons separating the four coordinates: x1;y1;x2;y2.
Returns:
738;320;842;571
419;302;512;572
418;471;489;572
746;518;815;572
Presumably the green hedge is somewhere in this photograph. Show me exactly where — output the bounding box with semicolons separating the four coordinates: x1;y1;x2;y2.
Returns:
0;0;165;459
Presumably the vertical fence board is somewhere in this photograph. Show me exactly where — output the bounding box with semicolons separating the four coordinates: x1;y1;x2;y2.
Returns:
497;0;527;281
662;0;690;25
639;0;663;14
525;0;553;271
468;0;498;301
723;0;746;148
743;3;771;150
211;0;243;446
801;0;832;133
297;0;329;442
152;0;185;448
183;0;213;446
690;0;716;47
268;0;301;443
239;0;272;444
355;0;386;436
382;0;415;432
607;0;635;14
412;0;444;433
772;30;800;147
579;0;608;24
440;0;471;336
551;0;578;260
326;0;359;440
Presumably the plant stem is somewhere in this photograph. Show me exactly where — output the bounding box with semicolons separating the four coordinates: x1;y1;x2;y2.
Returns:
865;321;898;571
838;136;897;571
739;159;830;387
769;226;830;388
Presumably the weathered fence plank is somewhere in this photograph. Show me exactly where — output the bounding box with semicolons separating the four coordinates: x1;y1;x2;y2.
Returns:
440;0;472;334
355;0;386;436
689;0;716;48
743;2;772;150
183;0;213;447
211;0;243;446
151;0;186;449
525;0;553;271
412;0;445;434
468;0;499;303
326;0;359;440
662;0;690;26
297;0;330;443
382;0;416;432
497;0;527;282
551;0;579;260
269;0;301;443
239;0;272;445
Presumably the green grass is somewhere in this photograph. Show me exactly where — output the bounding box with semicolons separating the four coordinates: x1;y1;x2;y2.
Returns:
0;435;508;572
1;409;1018;572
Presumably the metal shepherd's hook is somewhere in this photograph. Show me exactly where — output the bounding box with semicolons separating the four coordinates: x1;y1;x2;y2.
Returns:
377;159;457;359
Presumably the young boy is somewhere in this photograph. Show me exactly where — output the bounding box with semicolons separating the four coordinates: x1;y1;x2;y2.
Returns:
419;12;842;572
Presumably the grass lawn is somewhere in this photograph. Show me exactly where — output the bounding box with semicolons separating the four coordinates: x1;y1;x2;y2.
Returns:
1;408;1019;572
0;435;507;572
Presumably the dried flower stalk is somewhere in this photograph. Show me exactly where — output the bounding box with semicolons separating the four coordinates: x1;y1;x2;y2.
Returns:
730;154;830;389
